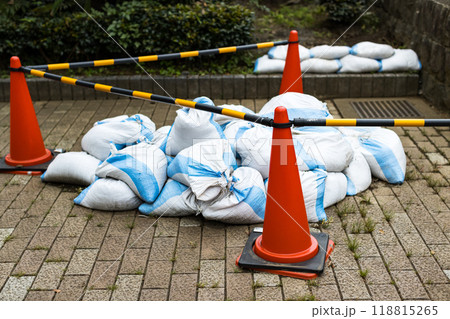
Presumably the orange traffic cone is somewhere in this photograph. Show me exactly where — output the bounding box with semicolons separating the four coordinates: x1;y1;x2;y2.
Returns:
236;106;334;279
0;56;53;174
279;30;303;94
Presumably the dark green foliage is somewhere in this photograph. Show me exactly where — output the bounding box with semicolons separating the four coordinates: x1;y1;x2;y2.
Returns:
0;1;254;70
320;0;368;24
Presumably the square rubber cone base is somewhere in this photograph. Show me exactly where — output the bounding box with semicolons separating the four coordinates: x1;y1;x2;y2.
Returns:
236;229;334;279
0;149;65;174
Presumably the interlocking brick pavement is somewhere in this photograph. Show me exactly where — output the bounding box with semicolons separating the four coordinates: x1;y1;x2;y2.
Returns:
0;97;448;301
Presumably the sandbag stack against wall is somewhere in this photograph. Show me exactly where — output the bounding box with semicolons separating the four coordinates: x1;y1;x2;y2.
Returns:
254;41;421;74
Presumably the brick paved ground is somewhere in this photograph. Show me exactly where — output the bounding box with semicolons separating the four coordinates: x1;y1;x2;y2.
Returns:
0;97;448;301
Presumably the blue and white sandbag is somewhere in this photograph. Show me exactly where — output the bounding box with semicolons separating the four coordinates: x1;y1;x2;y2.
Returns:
236;125;322;179
74;178;142;211
380;49;421;72
201;167;266;224
258;92;332;120
95;143;167;202
151;126;171;149
264;169;328;222
292;127;353;172
41;151;100;186
323;172;348;208
167;139;237;202
267;44;311;61
301;58;341;74
339;127;406;184
309;45;350;60
138;179;200;217
342;137;372;195
338;54;381;73
81;114;155;160
350;41;394;60
162;97;225;156
223;120;254;159
254;55;285;74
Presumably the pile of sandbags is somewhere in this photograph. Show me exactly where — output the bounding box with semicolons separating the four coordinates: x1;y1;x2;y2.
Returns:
41;93;406;224
254;41;421;74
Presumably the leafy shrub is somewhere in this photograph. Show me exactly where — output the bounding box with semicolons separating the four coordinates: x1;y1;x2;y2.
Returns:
320;0;369;24
0;1;254;70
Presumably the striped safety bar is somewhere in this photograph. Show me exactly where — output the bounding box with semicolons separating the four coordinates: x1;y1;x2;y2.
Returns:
26;40;289;71
20;66;273;126
19;67;450;128
292;118;450;127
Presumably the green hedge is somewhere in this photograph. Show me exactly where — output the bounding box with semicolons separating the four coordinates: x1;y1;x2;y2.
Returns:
0;1;254;70
320;0;369;24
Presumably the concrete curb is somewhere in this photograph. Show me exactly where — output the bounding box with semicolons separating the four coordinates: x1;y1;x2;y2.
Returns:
0;73;419;102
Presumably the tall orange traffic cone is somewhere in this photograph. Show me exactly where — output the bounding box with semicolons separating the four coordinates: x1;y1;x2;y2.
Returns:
0;56;53;174
279;30;303;94
236;106;334;279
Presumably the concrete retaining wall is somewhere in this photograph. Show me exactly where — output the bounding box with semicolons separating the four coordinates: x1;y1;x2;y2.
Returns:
0;73;419;102
380;0;449;109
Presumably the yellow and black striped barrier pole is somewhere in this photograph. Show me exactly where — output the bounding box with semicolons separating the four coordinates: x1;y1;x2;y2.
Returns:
20;66;273;126
292;118;450;127
26;40;289;71
19;66;450;128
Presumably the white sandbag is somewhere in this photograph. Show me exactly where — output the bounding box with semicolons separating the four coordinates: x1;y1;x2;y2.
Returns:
167;139;237;201
41;152;100;186
300;169;328;222
95;115;129;125
292;127;353;172
258;92;332;120
343;148;372;196
380;49;422;72
138;179;199;217
339;127;406;184
82;114;156;161
338;55;381;73
214;104;255;128
151;126;171;149
309;45;350;59
163;99;225;156
236;125;322;179
350;41;394;59
201;167;266;224
264;169;328;222
95;143;167;202
267;44;311;61
223;120;254;157
74;178;142;211
301;58;341;74
323;172;348;208
254;55;285;74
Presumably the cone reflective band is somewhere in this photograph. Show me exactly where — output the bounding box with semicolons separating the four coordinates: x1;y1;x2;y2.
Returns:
236;107;334;279
27;40;289;71
279;30;303;94
1;57;53;173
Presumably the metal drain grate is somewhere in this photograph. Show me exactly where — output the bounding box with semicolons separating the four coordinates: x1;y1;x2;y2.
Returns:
351;100;422;118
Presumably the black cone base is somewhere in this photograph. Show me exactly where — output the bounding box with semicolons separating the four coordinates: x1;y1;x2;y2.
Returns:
0;149;64;173
237;229;330;274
